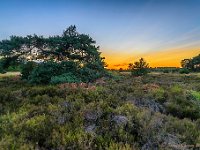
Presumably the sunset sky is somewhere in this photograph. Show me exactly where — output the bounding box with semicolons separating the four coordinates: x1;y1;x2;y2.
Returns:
0;0;200;69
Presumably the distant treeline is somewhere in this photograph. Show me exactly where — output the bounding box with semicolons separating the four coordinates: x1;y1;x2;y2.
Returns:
116;53;200;74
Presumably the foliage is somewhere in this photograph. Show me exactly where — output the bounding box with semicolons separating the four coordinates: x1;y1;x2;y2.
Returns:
179;68;190;74
0;70;200;149
163;69;169;73
21;61;37;80
149;67;180;73
22;60;106;84
129;58;149;76
80;61;106;82
0;57;20;73
0;26;105;69
191;90;200;101
181;54;200;72
165;85;200;120
152;87;166;103
28;61;63;84
0;25;106;84
50;73;81;84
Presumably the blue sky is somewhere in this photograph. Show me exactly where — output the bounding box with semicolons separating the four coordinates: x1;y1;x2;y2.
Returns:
1;0;200;68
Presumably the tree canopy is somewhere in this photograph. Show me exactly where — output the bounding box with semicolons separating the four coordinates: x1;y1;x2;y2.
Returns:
181;54;200;71
0;26;107;84
0;25;105;68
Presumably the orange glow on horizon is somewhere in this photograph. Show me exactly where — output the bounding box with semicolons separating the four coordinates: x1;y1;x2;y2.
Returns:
102;49;200;70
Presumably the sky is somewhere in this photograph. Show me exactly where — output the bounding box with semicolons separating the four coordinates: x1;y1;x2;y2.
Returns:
0;0;200;69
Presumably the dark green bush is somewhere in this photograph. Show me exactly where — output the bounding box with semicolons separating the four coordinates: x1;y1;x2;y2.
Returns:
163;69;169;73
7;65;21;72
60;61;79;75
179;68;190;74
80;62;106;82
24;60;106;84
28;61;63;84
50;73;81;84
21;61;37;80
131;68;148;76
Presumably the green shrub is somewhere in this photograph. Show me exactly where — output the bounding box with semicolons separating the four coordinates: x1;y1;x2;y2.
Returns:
28;61;63;84
21;61;37;80
170;85;183;95
166;118;200;146
7;65;21;72
152;87;166;103
131;68;148;76
80;62;106;82
165;85;200;119
27;86;63;98
50;73;81;84
163;69;169;73
191;90;200;101
60;61;79;74
25;60;106;84
22;114;53;146
179;68;190;74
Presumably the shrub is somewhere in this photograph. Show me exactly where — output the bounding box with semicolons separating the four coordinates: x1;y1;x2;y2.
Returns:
0;66;6;73
80;62;106;82
152;87;166;103
28;61;63;84
131;68;149;76
190;90;200;101
50;73;81;84
163;69;169;73
7;65;21;72
165;85;200;119
25;60;106;84
179;68;190;74
22;114;51;144
21;61;37;80
60;61;79;75
166;118;200;146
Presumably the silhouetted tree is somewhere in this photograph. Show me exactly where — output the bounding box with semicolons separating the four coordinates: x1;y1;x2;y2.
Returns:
129;58;149;76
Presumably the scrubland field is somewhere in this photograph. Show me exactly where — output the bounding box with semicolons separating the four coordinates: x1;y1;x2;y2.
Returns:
0;72;200;150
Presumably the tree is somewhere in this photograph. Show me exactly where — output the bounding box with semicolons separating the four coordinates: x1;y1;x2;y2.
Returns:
181;54;200;72
129;58;149;76
0;25;105;70
0;26;107;84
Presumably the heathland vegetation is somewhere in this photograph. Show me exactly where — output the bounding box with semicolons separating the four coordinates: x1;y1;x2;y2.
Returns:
0;26;200;149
